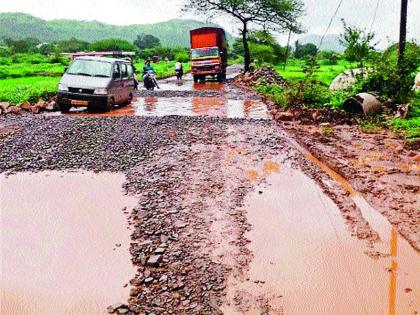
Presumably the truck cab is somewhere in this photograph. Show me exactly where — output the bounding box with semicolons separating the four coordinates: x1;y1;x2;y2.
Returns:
190;27;228;83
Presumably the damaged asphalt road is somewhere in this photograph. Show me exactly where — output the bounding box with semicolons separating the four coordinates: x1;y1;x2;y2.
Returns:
1;70;419;314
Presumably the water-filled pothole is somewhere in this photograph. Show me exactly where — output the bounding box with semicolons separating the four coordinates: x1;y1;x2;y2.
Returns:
1;171;137;314
223;167;419;314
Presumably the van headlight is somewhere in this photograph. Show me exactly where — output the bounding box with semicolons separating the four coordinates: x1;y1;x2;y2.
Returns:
58;83;68;91
94;88;108;95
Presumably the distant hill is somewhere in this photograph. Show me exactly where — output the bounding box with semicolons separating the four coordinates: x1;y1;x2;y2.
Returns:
0;13;231;47
297;34;344;53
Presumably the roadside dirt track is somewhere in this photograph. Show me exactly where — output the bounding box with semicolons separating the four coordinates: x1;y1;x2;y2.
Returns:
0;67;419;314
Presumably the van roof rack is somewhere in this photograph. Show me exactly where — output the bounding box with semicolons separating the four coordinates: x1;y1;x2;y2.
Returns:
66;51;136;59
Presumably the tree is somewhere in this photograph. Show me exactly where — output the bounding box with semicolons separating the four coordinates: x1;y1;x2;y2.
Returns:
134;34;161;49
294;42;318;59
56;38;89;53
4;37;40;53
184;0;304;72
249;43;276;64
339;19;376;67
39;43;58;56
88;39;136;52
234;30;286;64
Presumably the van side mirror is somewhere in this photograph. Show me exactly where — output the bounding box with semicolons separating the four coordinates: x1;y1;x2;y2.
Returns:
113;72;120;79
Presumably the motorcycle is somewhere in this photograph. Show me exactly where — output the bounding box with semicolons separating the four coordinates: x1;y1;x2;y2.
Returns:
175;68;183;80
143;70;158;90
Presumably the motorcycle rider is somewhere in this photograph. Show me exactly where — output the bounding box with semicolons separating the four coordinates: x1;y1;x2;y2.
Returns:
142;60;160;89
175;60;183;80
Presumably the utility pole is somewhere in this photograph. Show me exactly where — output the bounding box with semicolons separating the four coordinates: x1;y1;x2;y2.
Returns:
397;0;408;70
283;29;292;71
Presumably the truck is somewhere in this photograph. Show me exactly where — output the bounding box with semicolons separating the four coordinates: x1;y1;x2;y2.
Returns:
190;27;228;83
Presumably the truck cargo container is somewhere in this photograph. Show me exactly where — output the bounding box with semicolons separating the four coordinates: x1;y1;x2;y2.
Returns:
190;27;228;82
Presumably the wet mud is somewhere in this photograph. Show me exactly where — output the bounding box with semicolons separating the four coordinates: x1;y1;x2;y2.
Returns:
281;122;420;252
1;65;419;314
1;171;137;314
222;167;419;314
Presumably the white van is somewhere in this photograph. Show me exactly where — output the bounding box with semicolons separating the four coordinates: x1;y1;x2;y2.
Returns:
57;56;136;113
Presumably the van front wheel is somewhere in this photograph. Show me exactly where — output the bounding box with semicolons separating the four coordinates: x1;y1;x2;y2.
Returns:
102;98;115;112
59;103;71;113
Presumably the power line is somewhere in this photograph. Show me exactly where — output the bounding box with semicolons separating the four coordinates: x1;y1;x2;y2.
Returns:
318;0;345;50
369;0;381;33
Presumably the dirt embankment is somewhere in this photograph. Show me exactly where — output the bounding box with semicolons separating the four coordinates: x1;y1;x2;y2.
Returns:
282;123;420;251
233;70;419;251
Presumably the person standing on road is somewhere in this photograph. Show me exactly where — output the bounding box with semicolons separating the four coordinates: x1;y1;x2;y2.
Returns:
133;68;139;90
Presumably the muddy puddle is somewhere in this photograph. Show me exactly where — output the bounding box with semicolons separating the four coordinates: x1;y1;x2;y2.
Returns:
58;69;268;119
222;167;419;314
158;74;226;91
133;96;268;119
62;96;268;119
0;171;137;315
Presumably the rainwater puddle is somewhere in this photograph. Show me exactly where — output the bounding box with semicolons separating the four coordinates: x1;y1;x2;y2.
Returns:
0;171;137;315
159;75;226;91
62;94;267;119
223;168;419;314
134;96;268;119
60;69;268;119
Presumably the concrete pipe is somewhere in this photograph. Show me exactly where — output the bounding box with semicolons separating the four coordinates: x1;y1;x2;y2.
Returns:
343;93;382;115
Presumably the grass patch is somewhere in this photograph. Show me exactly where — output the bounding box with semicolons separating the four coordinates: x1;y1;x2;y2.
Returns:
359;120;382;134
275;59;358;85
0;76;60;104
0;63;65;79
389;94;420;140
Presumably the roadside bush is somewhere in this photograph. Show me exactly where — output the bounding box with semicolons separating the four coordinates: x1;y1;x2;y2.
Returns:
255;83;288;109
0;47;9;57
358;43;419;103
318;51;340;65
137;47;187;61
88;39;136;52
249;43;276;65
13;53;50;64
390;94;420;140
175;51;190;63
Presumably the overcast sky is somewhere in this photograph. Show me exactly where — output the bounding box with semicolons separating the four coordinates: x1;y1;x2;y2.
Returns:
0;0;418;47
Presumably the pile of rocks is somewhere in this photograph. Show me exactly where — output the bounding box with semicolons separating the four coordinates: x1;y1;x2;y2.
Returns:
233;67;287;87
0;97;59;115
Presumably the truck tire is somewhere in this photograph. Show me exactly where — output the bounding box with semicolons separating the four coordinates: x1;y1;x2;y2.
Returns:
217;72;223;82
59;103;71;113
222;70;227;81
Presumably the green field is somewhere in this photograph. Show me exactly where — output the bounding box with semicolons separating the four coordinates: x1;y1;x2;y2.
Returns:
275;59;358;85
0;76;60;104
0;56;191;105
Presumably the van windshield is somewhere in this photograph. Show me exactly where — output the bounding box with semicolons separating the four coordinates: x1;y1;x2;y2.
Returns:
67;59;112;77
191;47;219;59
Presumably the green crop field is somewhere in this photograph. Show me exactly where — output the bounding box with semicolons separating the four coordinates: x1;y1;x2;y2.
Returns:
0;76;60;104
275;59;358;86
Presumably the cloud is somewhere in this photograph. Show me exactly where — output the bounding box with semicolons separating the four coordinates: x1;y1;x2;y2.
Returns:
0;0;418;45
